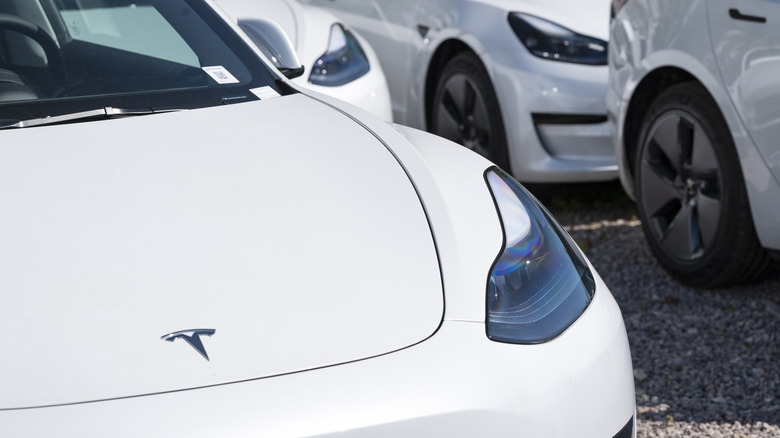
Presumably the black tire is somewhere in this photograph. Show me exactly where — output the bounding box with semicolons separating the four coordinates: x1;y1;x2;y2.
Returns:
635;82;775;287
430;51;510;171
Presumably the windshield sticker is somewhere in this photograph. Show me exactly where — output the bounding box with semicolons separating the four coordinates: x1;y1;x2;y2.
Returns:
202;66;240;84
250;87;281;100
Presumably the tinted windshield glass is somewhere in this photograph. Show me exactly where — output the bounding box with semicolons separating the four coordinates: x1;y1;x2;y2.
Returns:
0;0;282;120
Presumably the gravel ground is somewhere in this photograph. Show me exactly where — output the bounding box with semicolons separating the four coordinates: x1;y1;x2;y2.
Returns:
532;181;780;438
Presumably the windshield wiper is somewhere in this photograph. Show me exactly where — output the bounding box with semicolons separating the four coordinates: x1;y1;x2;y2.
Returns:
0;107;177;129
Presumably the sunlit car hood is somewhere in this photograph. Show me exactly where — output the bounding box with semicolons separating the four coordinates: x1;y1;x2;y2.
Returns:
0;94;443;409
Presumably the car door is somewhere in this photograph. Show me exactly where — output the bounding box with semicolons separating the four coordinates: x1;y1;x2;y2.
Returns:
304;0;425;124
708;0;780;181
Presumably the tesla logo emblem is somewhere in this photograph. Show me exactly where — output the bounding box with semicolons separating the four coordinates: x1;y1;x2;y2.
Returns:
161;329;216;361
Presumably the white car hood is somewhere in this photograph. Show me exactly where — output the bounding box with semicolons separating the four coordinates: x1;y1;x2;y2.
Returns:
0;94;443;409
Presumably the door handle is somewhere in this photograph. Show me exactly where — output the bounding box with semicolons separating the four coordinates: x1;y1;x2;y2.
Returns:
729;8;767;23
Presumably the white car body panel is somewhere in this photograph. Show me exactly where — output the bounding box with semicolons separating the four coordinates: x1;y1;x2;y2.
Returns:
0;290;634;437
0;95;441;409
0;94;635;435
0;90;637;435
0;0;635;435
215;0;393;121
608;0;780;250
708;0;780;181
302;0;618;183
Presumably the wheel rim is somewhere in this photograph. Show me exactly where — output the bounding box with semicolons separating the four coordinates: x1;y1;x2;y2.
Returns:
433;73;492;159
639;111;723;262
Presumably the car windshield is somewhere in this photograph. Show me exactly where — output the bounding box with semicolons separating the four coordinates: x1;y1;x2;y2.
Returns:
0;0;283;123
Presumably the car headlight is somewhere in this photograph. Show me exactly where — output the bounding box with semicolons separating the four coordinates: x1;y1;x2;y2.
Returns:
508;12;607;65
309;23;370;87
485;168;595;344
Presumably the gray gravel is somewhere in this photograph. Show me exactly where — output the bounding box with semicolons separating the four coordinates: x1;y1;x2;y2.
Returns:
533;181;780;438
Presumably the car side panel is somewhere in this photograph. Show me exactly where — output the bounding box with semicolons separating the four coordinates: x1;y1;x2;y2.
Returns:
707;0;780;185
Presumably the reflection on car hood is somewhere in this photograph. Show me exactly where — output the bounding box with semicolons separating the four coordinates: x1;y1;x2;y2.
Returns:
0;94;443;409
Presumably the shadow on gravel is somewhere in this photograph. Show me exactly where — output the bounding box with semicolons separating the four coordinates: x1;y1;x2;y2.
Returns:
529;181;780;437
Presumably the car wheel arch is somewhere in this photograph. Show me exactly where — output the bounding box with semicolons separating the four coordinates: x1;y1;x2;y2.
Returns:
423;39;474;130
425;43;510;171
622;67;697;196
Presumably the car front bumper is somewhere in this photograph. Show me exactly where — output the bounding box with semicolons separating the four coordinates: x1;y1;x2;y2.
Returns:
0;269;635;437
488;51;618;183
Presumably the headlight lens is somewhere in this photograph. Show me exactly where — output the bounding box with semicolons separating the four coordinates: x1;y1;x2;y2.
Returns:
485;168;595;344
309;23;370;86
508;12;607;65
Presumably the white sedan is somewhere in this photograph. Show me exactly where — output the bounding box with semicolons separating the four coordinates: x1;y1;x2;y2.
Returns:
609;0;780;287
216;0;392;121
0;0;635;436
302;0;618;183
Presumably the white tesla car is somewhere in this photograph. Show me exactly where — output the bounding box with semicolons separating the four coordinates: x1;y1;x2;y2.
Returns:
0;0;635;436
215;0;392;121
608;0;780;287
301;0;617;183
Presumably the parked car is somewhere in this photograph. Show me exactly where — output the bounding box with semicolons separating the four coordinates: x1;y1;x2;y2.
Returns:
608;0;780;287
0;0;635;436
215;0;392;121
301;0;617;183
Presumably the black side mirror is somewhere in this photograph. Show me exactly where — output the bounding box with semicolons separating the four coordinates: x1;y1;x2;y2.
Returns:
238;18;305;79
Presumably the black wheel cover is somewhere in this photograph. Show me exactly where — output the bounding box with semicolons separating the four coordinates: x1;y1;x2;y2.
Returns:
638;110;723;262
634;82;776;287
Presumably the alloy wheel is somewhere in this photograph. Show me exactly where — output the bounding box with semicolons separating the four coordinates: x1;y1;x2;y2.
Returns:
434;73;492;159
638;111;723;262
